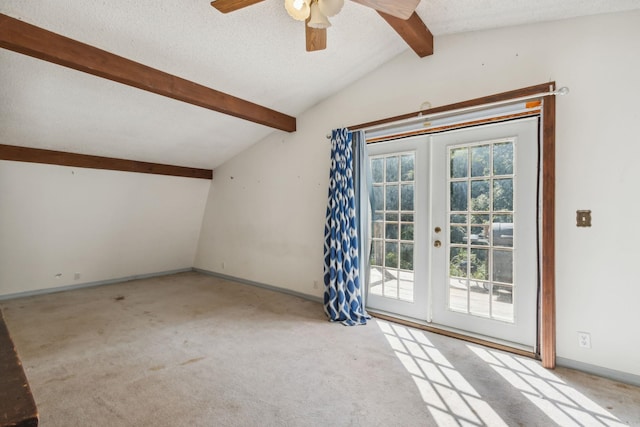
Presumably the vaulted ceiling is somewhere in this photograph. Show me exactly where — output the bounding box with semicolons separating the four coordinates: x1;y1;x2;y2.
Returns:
1;0;639;169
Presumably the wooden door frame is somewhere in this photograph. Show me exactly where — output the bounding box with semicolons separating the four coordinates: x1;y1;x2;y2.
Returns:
348;83;557;368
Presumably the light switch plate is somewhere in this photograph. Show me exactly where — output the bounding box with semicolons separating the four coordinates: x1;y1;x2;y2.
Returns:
577;210;591;227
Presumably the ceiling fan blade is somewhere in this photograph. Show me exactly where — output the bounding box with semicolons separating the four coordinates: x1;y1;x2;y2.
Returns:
350;0;420;20
210;0;265;13
305;20;327;52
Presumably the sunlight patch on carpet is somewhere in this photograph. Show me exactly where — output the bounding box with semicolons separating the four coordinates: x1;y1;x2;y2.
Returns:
467;345;626;427
376;320;508;426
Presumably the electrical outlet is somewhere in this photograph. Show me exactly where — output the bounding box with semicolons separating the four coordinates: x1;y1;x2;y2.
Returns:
313;280;319;290
74;272;81;280
221;262;226;270
578;332;591;349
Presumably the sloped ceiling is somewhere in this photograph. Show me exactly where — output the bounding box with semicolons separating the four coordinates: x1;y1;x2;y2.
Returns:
1;0;639;169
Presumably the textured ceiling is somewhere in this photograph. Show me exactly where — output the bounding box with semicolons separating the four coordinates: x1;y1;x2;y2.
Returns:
1;0;639;169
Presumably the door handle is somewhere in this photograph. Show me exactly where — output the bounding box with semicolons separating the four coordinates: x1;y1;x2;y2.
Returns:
434;240;442;248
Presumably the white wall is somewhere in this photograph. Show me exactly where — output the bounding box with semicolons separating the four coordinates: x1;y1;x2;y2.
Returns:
195;10;640;377
0;161;210;296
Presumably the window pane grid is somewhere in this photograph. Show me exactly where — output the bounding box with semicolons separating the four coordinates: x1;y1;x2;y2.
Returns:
447;140;516;322
370;152;415;302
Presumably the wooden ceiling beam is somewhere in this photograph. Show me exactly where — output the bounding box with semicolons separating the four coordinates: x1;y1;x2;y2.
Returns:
0;13;296;133
0;144;213;179
379;11;434;58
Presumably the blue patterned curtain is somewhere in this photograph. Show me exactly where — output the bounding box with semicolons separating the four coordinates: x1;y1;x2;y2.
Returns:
323;128;370;326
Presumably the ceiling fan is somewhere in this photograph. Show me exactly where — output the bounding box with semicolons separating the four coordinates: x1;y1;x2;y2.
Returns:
210;0;421;52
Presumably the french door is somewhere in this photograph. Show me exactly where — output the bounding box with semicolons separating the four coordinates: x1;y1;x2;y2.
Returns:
367;137;429;320
366;118;539;349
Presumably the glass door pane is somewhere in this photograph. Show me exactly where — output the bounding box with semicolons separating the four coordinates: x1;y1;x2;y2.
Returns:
370;152;416;302
447;141;516;322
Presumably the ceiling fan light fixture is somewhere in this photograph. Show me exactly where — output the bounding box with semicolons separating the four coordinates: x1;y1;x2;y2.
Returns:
317;0;344;17
308;2;331;28
285;0;311;21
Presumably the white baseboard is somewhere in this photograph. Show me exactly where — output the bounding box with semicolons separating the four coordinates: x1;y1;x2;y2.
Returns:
556;357;640;388
193;268;324;304
0;268;193;301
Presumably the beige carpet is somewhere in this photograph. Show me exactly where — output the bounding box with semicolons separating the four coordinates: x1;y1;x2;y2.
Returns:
2;271;639;426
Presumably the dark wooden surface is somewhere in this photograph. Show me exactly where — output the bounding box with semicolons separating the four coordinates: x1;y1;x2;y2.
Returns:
0;310;38;427
378;11;433;58
0;13;296;133
541;90;557;368
0;144;213;180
